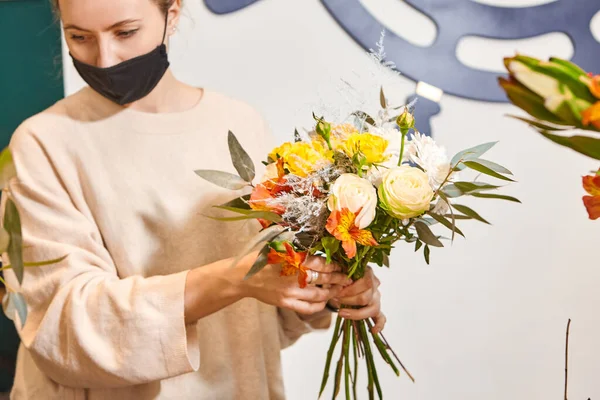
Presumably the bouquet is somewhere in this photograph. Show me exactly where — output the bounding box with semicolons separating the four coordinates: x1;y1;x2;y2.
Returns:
195;88;518;398
499;55;600;220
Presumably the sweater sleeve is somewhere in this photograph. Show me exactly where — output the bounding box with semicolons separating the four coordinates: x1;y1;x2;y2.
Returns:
0;124;200;388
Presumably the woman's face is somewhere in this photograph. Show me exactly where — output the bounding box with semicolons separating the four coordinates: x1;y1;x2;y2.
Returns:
59;0;176;67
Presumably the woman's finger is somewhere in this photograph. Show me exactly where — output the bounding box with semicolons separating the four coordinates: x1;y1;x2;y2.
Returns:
337;276;373;298
312;271;352;287
288;285;342;303
338;292;381;320
303;256;342;273
283;298;327;315
371;312;387;334
336;288;374;306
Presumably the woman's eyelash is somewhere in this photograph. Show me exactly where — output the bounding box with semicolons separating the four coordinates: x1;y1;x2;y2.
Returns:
117;29;139;38
70;34;86;42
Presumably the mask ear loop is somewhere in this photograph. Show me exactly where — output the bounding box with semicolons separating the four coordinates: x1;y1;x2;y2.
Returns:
161;11;169;45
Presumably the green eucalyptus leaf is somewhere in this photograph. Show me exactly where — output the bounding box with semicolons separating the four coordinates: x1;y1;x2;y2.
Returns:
0;227;9;253
228;131;255;182
380;86;387;108
213;206;256;215
0;148;16;189
441;184;464;198
453;182;502;194
414;221;444;248
471;159;513;175
2;292;27;325
445;214;472;220
229;225;286;269
243;244;270;280
470;193;521;203
4;199;23;284
220;194;251;209
194;170;249;190
452;204;490;224
382;253;390;268
351;111;376;126
424;245;431;265
206;211;282;223
463;161;515;182
414;240;423;252
451;142;497;166
428;212;465;239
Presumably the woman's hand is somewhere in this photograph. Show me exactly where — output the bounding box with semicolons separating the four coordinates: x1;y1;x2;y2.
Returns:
240;252;352;315
329;266;386;334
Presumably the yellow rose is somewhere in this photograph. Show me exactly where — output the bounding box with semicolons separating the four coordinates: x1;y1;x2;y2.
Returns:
341;133;390;165
268;142;293;162
378;166;434;219
285;140;333;177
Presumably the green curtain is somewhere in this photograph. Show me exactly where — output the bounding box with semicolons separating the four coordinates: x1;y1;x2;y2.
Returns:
0;0;63;391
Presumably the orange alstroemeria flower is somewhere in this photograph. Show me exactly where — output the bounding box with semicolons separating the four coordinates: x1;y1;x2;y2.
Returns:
588;74;600;99
325;208;378;259
267;242;309;288
582;102;600;130
249;183;286;229
583;173;600;220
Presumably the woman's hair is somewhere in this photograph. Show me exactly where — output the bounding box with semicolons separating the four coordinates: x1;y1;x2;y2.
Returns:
50;0;177;15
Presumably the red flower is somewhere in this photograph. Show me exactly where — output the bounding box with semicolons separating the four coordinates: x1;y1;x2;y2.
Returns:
267;242;309;288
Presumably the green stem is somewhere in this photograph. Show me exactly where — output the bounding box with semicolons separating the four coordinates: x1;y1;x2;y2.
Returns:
319;315;344;398
398;131;407;166
352;325;359;400
344;320;351;400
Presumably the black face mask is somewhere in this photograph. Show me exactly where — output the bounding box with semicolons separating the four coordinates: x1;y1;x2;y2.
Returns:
70;15;170;106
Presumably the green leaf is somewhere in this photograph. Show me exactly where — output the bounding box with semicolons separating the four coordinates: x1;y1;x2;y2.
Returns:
243;244;270;280
382;253;390;268
445;214;472;220
428;212;465;239
441;184;463;198
228;225;286;269
206;211;282;223
228;131;255;182
463;161;515;182
0;148;16;189
414;240;423;252
451;142;497;166
470;193;521;203
453;181;502;193
321;237;340;264
1;254;69;271
507;115;571;131
539;131;600;160
194;170;249;190
452;204;490;224
471;159;513;175
424;245;431;265
414;221;444;248
0;227;9;253
498;77;565;124
380;86;387;108
294;129;302;143
219;194;251;209
2;292;27;325
4;199;23;284
213;205;256;215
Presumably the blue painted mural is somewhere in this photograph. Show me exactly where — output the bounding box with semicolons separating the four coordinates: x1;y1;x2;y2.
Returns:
204;0;600;132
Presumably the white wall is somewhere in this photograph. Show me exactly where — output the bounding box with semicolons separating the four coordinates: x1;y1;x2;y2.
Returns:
64;1;600;399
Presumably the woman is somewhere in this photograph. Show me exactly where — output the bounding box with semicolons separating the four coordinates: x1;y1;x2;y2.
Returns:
1;0;386;398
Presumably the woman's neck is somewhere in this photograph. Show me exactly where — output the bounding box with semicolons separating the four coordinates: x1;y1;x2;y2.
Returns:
125;70;203;114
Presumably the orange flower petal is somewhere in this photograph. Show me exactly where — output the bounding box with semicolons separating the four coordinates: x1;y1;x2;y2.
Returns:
590;75;600;99
351;228;378;247
583;195;600;220
250;184;285;214
583;174;600;196
342;240;357;259
582;102;600;128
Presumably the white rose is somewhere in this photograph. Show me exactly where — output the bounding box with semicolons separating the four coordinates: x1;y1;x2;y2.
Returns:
327;173;377;229
379;166;434;219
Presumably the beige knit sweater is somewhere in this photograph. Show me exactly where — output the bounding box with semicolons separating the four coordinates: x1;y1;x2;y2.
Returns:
1;87;331;400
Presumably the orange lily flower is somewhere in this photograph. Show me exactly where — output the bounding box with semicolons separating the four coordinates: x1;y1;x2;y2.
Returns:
267;242;309;288
325;208;378;258
583;173;600;220
582;102;600;130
